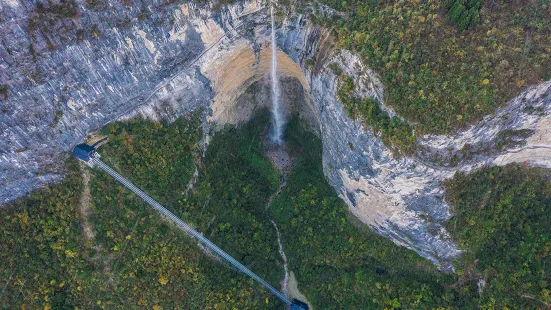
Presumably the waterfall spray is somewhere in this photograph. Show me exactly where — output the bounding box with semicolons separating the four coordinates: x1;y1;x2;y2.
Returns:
269;5;284;145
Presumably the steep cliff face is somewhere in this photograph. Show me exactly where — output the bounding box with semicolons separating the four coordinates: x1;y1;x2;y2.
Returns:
278;13;551;269
0;0;261;202
1;0;550;269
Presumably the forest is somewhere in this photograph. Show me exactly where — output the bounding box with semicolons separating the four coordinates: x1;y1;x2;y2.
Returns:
2;0;551;308
335;72;416;154
445;165;551;308
310;0;551;135
2;110;549;308
0;112;277;309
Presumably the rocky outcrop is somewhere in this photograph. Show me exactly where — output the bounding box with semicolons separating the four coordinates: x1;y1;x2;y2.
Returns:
1;0;550;270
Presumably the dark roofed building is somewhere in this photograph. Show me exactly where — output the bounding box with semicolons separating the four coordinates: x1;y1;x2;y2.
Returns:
291;299;309;310
73;143;95;161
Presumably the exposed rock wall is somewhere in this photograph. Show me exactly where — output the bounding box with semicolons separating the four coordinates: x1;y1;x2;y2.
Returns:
278;13;550;270
204;44;310;125
0;0;262;202
1;0;550;270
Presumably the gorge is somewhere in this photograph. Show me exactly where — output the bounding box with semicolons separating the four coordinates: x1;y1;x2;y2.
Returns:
1;0;551;308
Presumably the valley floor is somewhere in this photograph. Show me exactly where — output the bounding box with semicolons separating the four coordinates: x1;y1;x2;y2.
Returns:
1;111;550;309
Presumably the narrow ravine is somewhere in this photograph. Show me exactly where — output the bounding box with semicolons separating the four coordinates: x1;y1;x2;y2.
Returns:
265;176;287;211
264;141;293;297
271;220;289;297
264;140;313;309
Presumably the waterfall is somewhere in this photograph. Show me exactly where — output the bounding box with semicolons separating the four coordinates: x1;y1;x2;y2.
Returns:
269;5;284;145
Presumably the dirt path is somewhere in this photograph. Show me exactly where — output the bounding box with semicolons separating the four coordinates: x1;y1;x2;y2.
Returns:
78;165;120;286
77;166;95;241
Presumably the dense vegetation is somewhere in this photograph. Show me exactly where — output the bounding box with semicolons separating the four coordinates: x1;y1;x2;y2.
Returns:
0;113;281;309
0;160;85;308
444;0;481;31
336;73;416;154
446;165;551;309
270;117;479;308
0;112;454;308
2;111;550;308
85;117;281;309
313;0;551;134
99;115;202;204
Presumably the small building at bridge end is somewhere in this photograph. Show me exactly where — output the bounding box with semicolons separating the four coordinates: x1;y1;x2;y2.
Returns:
73;143;96;163
291;299;309;310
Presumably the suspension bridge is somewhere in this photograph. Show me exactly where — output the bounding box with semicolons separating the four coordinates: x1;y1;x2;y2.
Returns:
73;143;309;310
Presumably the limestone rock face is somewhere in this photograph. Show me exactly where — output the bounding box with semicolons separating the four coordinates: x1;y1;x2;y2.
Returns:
0;0;259;202
1;0;550;269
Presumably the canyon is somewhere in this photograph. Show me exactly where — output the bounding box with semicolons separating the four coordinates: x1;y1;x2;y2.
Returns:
1;0;550;271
